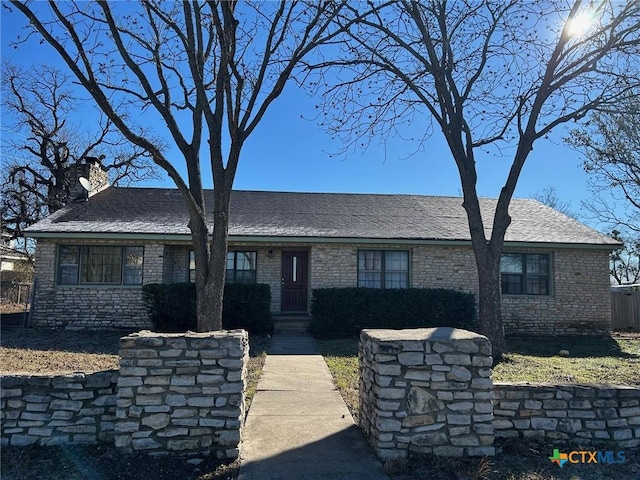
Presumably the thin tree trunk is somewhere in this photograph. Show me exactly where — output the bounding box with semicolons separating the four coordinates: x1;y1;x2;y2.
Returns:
206;186;230;332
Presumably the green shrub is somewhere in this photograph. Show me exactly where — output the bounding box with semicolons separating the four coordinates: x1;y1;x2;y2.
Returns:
142;282;271;334
310;287;476;338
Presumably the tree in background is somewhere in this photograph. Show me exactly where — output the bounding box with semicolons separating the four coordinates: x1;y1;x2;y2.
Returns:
567;96;640;285
533;186;578;220
313;0;640;356
10;1;362;331
1;64;156;249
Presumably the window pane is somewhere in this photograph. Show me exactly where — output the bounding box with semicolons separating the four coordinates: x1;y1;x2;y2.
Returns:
189;251;196;283
526;254;549;274
236;252;256;270
500;254;523;274
81;246;122;284
124;247;144;266
59;246;79;265
226;252;235;270
385;251;408;271
526;275;549;295
359;251;382;272
359;271;381;288
501;274;523;295
59;266;79;285
226;251;257;284
385;271;408;289
123;247;144;285
58;246;79;285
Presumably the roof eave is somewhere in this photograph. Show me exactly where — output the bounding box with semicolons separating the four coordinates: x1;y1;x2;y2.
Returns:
24;231;620;250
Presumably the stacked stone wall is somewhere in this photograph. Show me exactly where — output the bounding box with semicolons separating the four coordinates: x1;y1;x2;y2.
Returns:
1;371;118;447
115;330;248;459
30;237;611;334
493;383;640;448
30;239;162;330
359;328;495;459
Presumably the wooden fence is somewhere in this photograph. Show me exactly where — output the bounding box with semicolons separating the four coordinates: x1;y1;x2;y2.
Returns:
611;286;640;331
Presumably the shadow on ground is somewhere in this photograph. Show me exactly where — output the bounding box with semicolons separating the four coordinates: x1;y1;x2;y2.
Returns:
0;328;135;355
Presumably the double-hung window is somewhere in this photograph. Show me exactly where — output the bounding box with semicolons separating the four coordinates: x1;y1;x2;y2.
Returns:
189;250;257;284
500;253;550;295
57;245;144;285
358;250;409;289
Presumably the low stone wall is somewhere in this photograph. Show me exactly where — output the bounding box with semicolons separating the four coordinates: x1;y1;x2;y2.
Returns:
0;371;118;447
359;328;494;459
115;330;248;459
493;383;640;448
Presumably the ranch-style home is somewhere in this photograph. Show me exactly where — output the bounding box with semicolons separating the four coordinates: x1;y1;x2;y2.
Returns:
25;161;620;335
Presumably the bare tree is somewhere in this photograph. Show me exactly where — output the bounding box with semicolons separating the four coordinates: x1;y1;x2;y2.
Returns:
567;96;640;234
609;230;640;285
533;186;578;220
9;1;362;331
566;95;640;285
312;0;640;356
1;63;156;246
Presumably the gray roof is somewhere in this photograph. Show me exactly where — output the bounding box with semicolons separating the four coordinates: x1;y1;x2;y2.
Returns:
25;187;619;247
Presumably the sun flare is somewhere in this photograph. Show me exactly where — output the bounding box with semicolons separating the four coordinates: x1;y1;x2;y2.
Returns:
567;12;593;37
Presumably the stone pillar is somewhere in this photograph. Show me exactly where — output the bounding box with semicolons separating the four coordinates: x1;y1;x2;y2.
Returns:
359;327;494;460
115;330;248;458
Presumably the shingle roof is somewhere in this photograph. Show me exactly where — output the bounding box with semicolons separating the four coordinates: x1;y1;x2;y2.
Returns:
25;188;619;246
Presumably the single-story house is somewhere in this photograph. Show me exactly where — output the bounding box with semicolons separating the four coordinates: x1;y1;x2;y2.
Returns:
25;165;619;334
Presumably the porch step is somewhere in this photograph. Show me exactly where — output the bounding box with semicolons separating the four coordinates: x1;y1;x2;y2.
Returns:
272;315;311;334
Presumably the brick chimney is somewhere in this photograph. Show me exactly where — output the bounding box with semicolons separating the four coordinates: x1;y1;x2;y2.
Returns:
69;157;109;201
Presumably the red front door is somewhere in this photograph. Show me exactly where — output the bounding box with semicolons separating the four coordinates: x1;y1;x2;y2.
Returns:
281;251;308;312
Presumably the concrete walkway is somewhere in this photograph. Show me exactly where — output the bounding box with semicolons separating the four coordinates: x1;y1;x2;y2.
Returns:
239;334;389;480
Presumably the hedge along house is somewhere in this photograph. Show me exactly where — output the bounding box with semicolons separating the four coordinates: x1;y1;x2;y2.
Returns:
25;166;620;334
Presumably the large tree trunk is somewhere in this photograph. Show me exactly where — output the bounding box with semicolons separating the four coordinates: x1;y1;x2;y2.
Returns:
460;173;508;360
191;188;230;333
474;246;506;359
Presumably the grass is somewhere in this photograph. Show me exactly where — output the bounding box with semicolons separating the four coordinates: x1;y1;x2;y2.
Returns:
318;335;640;390
494;335;640;384
317;334;640;480
0;329;270;480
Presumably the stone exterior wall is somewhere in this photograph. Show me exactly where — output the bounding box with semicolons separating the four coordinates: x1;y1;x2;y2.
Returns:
500;249;612;335
115;330;248;459
30;237;611;333
0;371;118;447
493;383;640;448
359;328;495;459
30;239;162;329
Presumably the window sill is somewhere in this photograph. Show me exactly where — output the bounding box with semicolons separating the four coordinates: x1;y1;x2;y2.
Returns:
55;284;143;289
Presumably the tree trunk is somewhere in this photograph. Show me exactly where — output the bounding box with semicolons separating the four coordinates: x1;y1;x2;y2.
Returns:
193;185;231;332
474;247;506;360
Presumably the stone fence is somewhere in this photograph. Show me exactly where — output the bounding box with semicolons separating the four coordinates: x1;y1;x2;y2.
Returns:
0;371;118;447
1;330;248;459
360;328;495;459
359;327;640;460
493;383;640;448
116;330;248;459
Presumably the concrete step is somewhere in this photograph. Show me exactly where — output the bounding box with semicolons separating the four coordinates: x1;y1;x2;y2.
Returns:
272;316;311;334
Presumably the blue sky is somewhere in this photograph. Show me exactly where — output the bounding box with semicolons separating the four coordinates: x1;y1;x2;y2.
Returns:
0;4;594;225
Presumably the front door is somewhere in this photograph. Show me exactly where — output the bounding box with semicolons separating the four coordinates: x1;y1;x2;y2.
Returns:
281;251;308;312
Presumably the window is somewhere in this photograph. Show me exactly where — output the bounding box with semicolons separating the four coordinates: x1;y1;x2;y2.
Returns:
358;250;409;288
189;250;257;284
500;253;550;295
226;251;257;283
57;245;144;285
